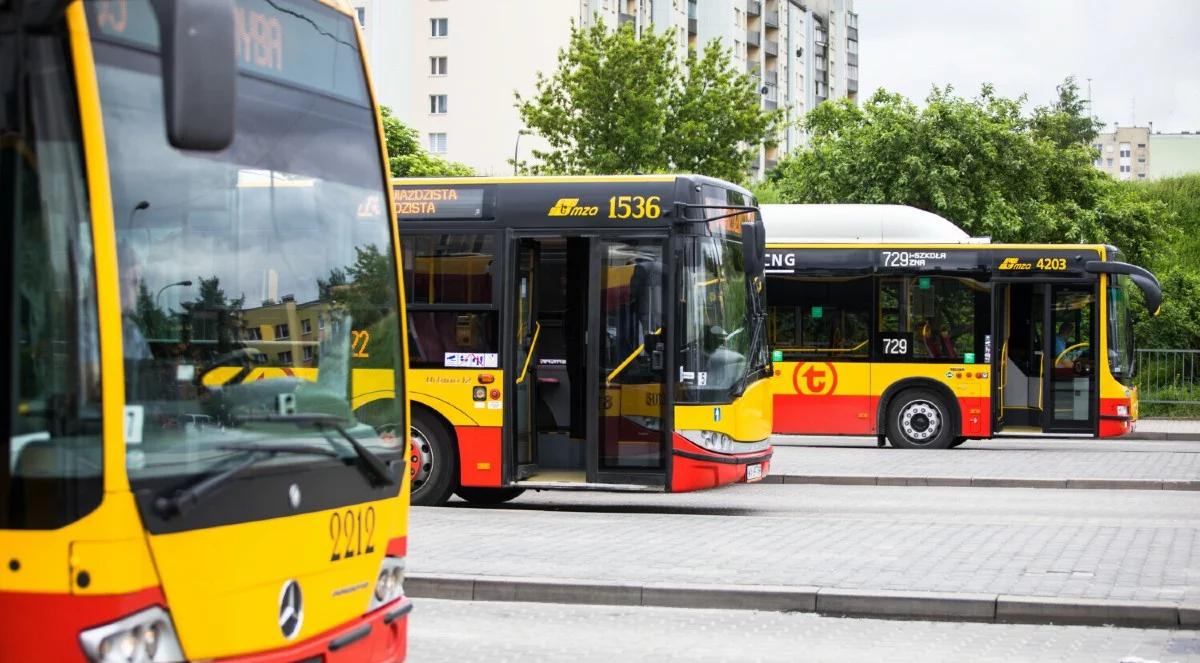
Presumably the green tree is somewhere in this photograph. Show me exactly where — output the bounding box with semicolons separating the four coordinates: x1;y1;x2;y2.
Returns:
768;81;1169;263
380;106;474;177
515;18;780;182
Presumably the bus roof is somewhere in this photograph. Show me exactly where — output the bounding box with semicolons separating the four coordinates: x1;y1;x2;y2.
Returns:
761;204;983;244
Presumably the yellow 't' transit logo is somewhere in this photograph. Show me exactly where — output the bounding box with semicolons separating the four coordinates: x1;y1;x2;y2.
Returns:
548;198;599;217
998;257;1032;271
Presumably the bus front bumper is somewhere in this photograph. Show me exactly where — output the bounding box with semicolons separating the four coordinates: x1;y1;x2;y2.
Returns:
219;597;412;663
669;433;773;492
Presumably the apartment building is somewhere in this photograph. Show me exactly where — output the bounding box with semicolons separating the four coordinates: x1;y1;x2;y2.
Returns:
1092;126;1150;181
352;0;858;176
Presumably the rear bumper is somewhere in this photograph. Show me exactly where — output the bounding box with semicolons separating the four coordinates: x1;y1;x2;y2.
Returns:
669;433;773;492
220;598;411;662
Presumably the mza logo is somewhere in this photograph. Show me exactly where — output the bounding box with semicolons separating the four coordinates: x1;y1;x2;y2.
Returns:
792;362;838;396
998;257;1032;271
548;198;599;217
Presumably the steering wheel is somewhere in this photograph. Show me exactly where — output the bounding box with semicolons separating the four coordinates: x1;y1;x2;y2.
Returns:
1054;342;1088;368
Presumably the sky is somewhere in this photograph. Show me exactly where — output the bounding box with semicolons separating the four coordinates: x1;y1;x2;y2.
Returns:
857;0;1200;133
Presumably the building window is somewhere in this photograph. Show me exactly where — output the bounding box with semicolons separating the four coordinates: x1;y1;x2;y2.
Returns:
1119;142;1131;158
428;132;448;154
1120;165;1131;173
1093;143;1103;152
278;350;293;364
1138;173;1147;179
355;7;365;27
303;346;314;363
1106;158;1114;167
274;323;289;339
1138;157;1146;163
244;327;262;341
429;94;448;114
1137;143;1146;148
430;18;448;37
317;315;325;330
301;319;312;335
430;56;448;76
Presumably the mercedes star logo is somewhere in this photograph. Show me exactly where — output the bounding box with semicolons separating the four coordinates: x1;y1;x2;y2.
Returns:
278;580;303;639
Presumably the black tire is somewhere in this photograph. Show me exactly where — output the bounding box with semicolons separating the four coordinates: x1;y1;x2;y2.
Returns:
949;437;968;448
455;486;526;505
410;409;457;506
885;388;955;449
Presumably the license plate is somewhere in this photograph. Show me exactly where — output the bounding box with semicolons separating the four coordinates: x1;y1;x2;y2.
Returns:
746;463;763;482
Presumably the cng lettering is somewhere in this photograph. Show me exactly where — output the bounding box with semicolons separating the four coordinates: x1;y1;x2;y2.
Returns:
792;362;838;396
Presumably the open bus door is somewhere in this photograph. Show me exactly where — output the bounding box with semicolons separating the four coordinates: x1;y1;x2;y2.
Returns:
993;282;1096;435
507;234;668;488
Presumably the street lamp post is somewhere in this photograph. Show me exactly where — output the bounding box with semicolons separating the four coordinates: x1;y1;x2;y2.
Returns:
156;280;193;310
513;129;531;175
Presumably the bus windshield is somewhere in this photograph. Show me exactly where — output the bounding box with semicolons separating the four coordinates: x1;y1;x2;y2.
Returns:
1108;275;1135;383
87;0;404;505
678;188;767;403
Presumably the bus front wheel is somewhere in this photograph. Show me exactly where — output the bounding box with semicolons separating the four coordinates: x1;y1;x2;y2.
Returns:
410;410;457;506
455;487;526;505
886;389;955;449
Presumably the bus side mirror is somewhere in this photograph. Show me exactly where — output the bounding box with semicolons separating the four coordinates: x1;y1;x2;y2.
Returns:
152;0;236;151
741;220;762;277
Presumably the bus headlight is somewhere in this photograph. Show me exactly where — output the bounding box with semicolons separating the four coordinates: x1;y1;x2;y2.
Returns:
369;556;406;611
79;606;184;662
678;430;772;455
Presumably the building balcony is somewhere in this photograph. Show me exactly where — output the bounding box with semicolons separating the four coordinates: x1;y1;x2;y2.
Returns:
848;78;858;93
764;98;777;110
688;17;697;34
848;26;858;41
765;158;778;170
746;29;761;47
618;12;635;28
765;11;779;29
748;61;761;77
765;70;778;85
748;1;761;17
765;39;778;57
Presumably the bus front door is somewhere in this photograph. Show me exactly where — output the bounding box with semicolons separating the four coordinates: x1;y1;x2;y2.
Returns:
1043;284;1096;434
512;240;539;476
591;238;668;485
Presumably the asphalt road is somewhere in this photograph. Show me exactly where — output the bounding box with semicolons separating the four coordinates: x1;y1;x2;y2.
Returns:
408;598;1200;663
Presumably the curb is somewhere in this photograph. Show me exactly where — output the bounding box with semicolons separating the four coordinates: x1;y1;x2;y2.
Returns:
1127;431;1200;441
766;475;1200;491
406;573;1195;629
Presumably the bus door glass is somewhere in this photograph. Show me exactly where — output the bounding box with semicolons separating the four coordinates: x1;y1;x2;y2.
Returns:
996;283;1045;429
596;238;667;477
1045;284;1096;432
513;240;539;468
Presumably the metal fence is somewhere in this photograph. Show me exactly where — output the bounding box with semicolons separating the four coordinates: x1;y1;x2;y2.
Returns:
1136;349;1200;404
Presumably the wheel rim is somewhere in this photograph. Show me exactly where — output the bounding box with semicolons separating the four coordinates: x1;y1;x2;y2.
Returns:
899;400;942;444
409;426;434;491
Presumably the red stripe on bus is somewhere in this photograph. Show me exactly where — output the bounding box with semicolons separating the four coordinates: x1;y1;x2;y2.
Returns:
0;586;165;663
455;426;503;487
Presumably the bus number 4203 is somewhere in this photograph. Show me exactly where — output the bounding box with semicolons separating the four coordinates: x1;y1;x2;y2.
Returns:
329;506;376;561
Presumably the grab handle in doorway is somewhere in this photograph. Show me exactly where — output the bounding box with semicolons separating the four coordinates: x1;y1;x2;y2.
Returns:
606;328;662;385
515;322;541;385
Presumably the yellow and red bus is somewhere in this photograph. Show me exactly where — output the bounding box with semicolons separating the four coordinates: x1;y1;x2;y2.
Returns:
762;205;1162;447
394;176;773;505
2;0;411;660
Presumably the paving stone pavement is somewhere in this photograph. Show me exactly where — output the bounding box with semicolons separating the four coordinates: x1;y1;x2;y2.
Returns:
409;484;1200;605
768;436;1200;481
409;598;1200;663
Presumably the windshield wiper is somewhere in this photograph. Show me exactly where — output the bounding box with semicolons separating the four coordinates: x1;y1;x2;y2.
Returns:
235;413;396;488
155;444;338;518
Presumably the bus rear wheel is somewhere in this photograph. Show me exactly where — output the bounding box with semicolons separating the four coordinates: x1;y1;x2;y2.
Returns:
886;389;955;449
410;410;457;506
455;487;526;505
